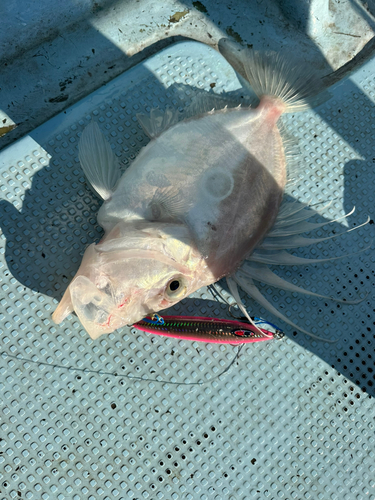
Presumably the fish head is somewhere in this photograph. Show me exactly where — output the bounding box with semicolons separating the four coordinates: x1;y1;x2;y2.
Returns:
52;221;211;339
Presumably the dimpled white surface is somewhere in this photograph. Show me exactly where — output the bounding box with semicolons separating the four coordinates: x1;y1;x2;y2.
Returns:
0;41;375;500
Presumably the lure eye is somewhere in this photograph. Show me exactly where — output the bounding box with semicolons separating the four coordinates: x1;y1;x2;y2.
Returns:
165;277;187;300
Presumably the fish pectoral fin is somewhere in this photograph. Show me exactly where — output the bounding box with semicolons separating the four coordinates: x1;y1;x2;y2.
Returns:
79;121;121;200
137;106;181;139
146;187;192;221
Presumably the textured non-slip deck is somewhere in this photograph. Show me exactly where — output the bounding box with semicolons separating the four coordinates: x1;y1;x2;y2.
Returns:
0;41;374;500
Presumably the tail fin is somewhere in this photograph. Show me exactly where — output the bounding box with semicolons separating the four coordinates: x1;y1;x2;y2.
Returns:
218;38;329;113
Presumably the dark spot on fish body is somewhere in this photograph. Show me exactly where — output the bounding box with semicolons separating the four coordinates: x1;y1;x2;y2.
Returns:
204;147;284;278
251;458;257;465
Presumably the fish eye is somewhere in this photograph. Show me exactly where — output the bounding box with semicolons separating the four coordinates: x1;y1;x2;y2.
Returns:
165;277;187;299
170;280;180;291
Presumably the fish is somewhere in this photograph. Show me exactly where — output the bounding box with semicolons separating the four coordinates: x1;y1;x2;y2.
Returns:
133;314;284;344
52;42;366;340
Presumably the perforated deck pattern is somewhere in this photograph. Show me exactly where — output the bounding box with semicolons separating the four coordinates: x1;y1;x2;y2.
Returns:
0;42;374;500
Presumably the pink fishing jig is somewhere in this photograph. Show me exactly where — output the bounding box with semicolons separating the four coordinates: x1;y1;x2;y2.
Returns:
133;314;283;344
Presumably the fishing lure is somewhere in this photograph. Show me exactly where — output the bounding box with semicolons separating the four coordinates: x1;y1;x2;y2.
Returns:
133;314;284;344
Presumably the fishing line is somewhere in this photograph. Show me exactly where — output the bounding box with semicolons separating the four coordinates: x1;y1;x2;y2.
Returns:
209;283;283;339
0;286;274;389
0;343;245;387
208;283;247;321
208;283;231;306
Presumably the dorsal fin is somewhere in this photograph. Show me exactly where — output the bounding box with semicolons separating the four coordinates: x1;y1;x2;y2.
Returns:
184;92;249;119
137;92;253;139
